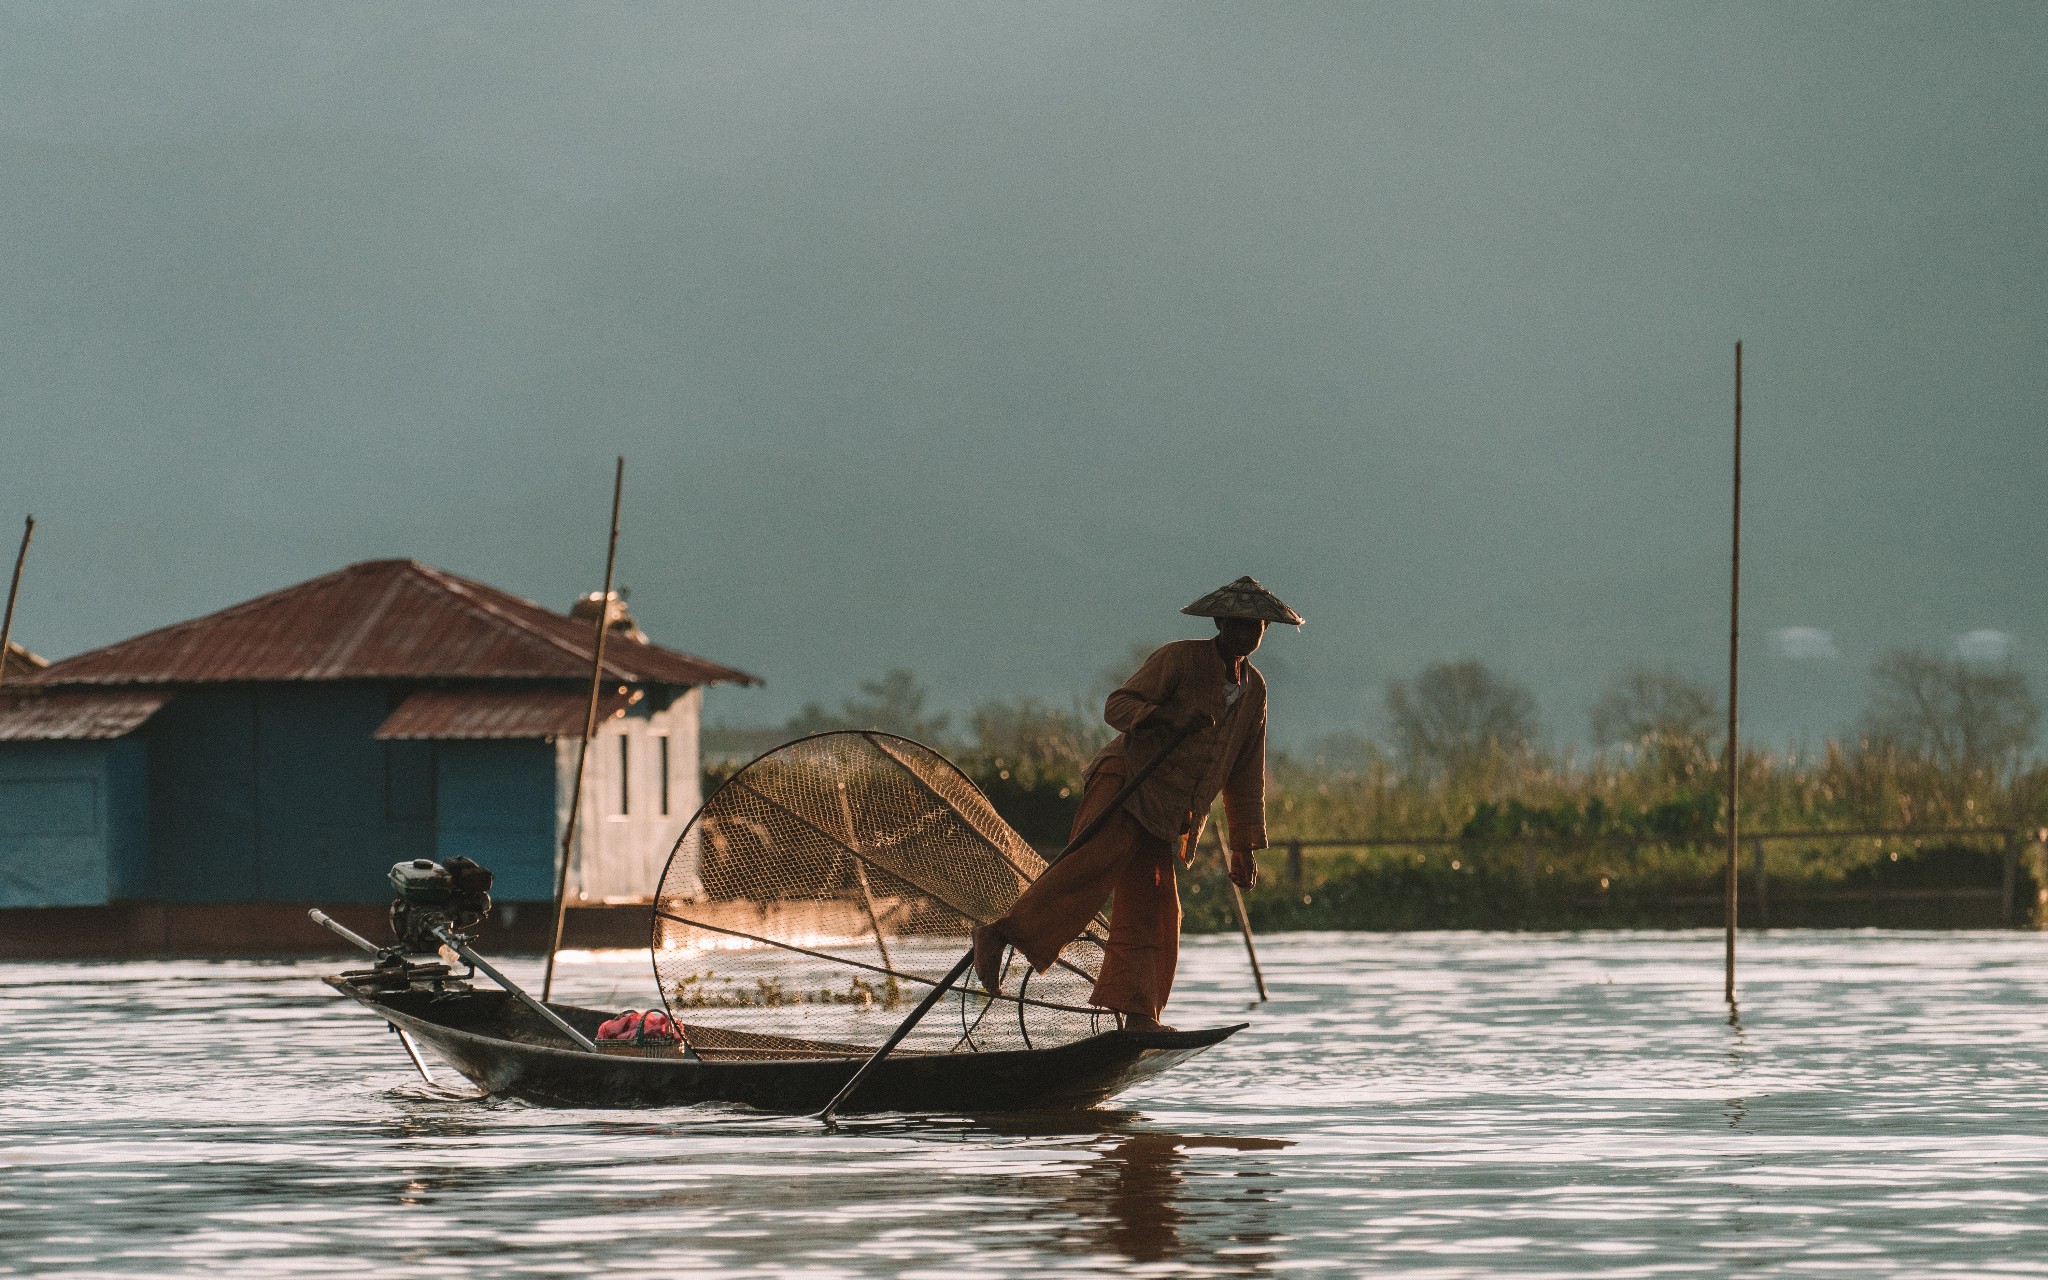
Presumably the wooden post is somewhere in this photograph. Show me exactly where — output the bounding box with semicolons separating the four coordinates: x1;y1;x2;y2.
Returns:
2031;827;2048;930
2001;831;2018;928
0;516;32;690
542;457;625;1003
1286;840;1304;892
1752;836;1767;930
1723;341;1742;1005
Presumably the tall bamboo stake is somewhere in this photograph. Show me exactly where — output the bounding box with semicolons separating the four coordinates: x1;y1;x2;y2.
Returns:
0;516;33;690
1724;343;1742;1005
542;458;625;1003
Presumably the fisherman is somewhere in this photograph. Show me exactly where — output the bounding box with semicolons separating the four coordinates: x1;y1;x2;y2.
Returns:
973;577;1302;1032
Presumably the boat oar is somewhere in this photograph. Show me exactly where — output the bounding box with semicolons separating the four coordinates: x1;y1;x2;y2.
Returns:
817;720;1200;1123
1203;821;1269;1001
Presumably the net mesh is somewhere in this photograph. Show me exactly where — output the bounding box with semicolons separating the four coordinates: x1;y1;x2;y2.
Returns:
652;731;1112;1056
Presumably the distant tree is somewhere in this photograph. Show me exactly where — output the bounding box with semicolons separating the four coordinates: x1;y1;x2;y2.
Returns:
1306;731;1380;772
699;721;791;767
786;668;951;742
966;697;1111;788
1591;667;1722;779
1385;659;1538;776
1857;649;2039;778
949;696;1103;846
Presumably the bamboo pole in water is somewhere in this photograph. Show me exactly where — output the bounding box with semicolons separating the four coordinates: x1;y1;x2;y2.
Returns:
1724;343;1743;1005
0;516;33;690
542;458;625;1003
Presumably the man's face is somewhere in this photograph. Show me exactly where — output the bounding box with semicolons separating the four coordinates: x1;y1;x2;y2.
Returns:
1215;617;1267;658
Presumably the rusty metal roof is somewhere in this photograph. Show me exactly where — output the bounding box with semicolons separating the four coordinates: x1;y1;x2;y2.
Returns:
375;687;640;741
0;689;173;741
20;559;760;689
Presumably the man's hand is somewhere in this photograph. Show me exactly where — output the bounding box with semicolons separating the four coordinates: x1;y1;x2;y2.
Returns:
1227;846;1259;891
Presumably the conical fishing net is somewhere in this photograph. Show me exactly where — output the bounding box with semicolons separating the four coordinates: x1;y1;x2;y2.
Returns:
651;731;1112;1058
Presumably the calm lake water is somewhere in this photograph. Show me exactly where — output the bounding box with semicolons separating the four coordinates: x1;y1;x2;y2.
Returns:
6;930;2048;1277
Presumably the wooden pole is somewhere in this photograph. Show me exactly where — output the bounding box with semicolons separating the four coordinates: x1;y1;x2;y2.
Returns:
0;516;33;690
1752;836;1768;930
1724;342;1742;1005
542;458;625;1003
1210;819;1268;1001
2001;830;2018;927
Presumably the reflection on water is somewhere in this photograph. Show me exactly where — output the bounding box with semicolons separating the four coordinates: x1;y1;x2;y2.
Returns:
8;932;2048;1276
957;1110;1292;1263
1092;1132;1291;1263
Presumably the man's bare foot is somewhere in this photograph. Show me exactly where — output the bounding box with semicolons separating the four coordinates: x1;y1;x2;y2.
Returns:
971;923;1007;995
1121;1013;1177;1033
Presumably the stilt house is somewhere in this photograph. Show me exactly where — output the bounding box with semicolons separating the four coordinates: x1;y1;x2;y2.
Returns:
0;560;757;939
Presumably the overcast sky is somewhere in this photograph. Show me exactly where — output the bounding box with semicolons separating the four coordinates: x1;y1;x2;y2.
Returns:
2;2;2042;750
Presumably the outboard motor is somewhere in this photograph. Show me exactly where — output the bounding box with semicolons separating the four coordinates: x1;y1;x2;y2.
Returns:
388;856;494;954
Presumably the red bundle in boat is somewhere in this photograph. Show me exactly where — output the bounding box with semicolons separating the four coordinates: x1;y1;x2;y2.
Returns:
640;1011;679;1042
596;1010;644;1041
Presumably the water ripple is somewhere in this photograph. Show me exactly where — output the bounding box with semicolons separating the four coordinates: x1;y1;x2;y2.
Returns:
7;931;2048;1275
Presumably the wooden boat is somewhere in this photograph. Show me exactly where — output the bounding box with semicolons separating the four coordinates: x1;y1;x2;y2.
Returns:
321;734;1259;1113
327;962;1246;1113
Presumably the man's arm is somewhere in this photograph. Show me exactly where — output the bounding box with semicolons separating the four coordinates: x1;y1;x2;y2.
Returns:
1104;643;1198;733
1220;698;1267;886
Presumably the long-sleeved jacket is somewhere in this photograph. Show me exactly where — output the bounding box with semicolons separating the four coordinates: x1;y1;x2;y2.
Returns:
1086;638;1267;855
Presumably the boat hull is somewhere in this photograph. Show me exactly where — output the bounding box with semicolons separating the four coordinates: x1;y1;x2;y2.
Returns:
325;971;1244;1113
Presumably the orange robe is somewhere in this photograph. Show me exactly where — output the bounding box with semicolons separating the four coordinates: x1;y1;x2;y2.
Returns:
994;638;1268;1020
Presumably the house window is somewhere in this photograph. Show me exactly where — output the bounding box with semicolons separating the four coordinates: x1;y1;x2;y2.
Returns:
659;736;671;815
618;734;631;816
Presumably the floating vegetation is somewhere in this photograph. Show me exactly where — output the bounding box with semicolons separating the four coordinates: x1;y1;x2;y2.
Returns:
672;971;906;1009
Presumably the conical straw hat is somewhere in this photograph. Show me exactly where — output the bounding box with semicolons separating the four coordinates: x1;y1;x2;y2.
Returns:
1180;576;1304;625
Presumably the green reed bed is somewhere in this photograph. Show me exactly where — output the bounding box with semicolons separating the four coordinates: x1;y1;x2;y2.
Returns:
710;685;2048;931
960;740;2048;932
1181;836;2040;933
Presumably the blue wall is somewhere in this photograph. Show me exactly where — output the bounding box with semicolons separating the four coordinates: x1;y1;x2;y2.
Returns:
143;684;436;903
2;683;566;907
143;687;258;898
0;739;146;907
435;740;557;901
